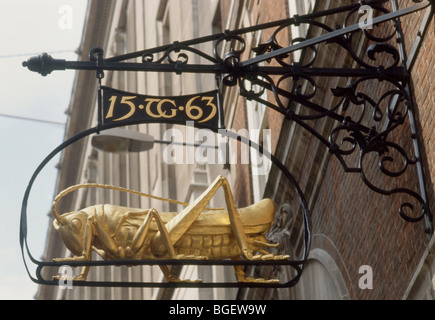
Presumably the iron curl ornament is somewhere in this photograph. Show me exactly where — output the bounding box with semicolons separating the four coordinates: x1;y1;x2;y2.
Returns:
20;0;434;288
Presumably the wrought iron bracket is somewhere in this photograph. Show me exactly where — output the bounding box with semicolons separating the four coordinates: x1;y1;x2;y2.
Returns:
21;0;434;288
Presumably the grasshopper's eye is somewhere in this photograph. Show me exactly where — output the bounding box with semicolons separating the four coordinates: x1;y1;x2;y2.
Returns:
71;218;83;233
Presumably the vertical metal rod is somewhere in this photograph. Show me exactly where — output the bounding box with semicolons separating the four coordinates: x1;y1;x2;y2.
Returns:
97;77;103;133
216;74;225;130
95;48;105;134
391;0;433;235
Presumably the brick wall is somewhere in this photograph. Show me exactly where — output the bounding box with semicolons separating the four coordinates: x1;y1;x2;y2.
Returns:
234;0;434;300
404;0;435;216
300;0;434;300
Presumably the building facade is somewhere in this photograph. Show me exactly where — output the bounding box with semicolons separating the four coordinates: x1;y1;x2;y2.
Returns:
34;0;435;300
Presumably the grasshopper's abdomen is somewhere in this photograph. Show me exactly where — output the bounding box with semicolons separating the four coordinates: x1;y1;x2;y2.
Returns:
155;198;275;259
175;234;268;259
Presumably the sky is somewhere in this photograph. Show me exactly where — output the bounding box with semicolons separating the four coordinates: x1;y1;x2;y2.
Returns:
0;0;87;300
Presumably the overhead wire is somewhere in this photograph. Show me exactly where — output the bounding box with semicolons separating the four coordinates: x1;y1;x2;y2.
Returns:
0;49;77;59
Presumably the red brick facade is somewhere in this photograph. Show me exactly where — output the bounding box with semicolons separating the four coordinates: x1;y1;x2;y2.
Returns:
222;0;434;299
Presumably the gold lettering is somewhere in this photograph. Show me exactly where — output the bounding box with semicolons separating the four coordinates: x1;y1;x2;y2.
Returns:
113;96;137;121
199;96;217;123
157;99;177;118
144;98;162;118
185;96;203;120
105;96;117;119
105;93;218;123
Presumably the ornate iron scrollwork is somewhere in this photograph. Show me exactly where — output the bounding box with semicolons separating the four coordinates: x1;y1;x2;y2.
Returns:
231;0;432;231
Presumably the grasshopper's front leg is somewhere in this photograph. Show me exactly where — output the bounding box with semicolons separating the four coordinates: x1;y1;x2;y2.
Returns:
53;214;96;281
53;265;90;282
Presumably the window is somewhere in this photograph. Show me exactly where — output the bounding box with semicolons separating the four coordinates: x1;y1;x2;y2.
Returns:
294;248;350;299
288;0;316;62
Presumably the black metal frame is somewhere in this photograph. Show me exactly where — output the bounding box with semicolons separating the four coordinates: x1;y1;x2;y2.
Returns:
20;124;311;288
21;0;434;288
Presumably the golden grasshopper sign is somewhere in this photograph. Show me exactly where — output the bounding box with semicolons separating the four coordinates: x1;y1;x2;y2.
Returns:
49;87;290;285
101;86;220;129
51;176;289;284
19;81;305;289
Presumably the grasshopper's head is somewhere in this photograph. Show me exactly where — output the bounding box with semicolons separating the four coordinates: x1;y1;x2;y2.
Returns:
53;210;88;256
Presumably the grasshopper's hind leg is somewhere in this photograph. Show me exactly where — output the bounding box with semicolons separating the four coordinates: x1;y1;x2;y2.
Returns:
132;209;202;283
152;175;255;260
232;258;280;284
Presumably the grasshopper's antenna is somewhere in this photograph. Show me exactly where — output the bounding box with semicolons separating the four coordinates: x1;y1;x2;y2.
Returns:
51;187;71;225
52;183;222;223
